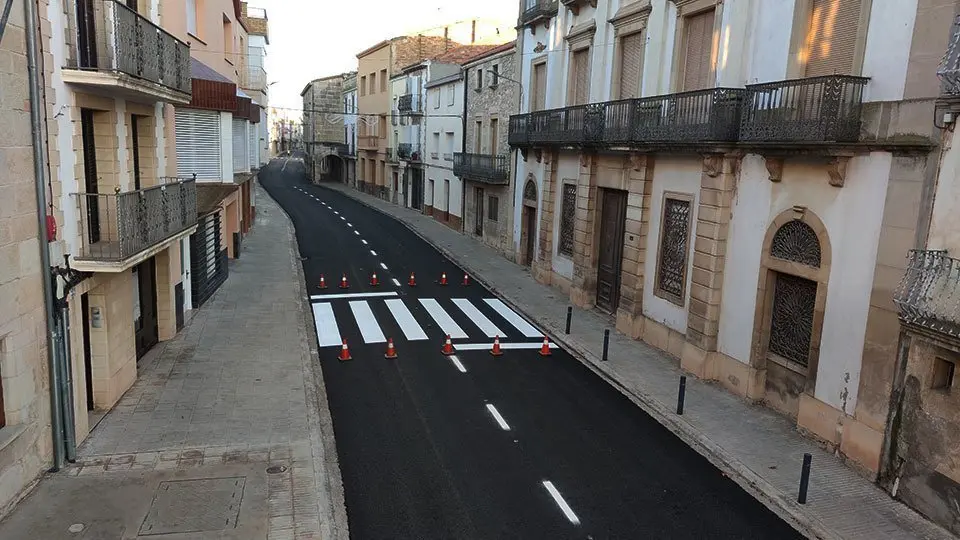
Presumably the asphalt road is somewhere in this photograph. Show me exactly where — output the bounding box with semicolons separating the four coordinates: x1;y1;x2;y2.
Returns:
260;157;803;540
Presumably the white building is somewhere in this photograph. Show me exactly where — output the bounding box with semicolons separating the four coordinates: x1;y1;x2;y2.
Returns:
425;70;466;228
510;0;948;482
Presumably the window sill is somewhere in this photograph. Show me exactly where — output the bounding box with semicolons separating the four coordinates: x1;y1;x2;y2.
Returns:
187;32;206;45
653;287;685;308
767;352;809;376
0;424;28;455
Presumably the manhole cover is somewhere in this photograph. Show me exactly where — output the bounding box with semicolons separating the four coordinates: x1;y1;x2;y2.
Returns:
139;477;246;536
266;465;287;474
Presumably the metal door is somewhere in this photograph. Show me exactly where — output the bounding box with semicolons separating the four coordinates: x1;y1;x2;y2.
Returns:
596;189;627;313
134;258;159;359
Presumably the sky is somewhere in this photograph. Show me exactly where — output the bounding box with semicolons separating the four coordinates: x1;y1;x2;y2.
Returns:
256;0;520;116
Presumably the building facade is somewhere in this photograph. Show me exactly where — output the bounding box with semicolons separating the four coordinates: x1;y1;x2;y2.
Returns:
423;67;464;227
301;74;349;183
509;0;948;485
459;42;519;256
342;74;358;187
241;3;269;167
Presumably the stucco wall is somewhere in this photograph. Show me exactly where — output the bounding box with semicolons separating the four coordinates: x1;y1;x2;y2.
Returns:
928;129;960;253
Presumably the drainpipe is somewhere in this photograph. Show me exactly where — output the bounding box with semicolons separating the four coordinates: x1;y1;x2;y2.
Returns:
59;303;77;462
24;0;66;470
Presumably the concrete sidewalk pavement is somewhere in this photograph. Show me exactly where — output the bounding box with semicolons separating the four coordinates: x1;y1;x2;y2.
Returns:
321;182;954;540
0;183;347;540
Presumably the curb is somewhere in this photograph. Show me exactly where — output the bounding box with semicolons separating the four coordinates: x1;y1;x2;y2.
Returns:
319;183;839;540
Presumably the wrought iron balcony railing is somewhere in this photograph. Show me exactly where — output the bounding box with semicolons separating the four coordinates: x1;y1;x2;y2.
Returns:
739;75;868;143
520;0;558;26
70;0;191;95
453;153;510;184
75;178;197;262
939;14;960;96
508;88;746;147
398;94;422;114
398;143;423;162
386;147;397;162
358;135;379;150
894;250;960;338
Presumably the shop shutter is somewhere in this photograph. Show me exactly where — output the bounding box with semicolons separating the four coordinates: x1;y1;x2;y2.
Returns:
618;32;644;99
804;0;862;77
681;8;715;91
232;117;247;173
573;49;591;105
175;108;221;180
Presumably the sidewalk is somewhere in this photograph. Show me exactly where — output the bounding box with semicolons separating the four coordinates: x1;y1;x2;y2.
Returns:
0;184;347;540
322;182;954;540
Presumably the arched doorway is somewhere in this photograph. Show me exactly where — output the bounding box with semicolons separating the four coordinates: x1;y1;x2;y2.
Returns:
520;177;538;267
320;154;345;183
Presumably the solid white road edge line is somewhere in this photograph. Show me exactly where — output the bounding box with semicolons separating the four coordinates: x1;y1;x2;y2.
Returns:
453;342;559;351
449;354;467;373
485;404;510;431
542;481;580;525
309;292;399;301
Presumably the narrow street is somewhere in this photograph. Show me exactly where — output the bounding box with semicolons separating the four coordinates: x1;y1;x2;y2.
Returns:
261;157;803;540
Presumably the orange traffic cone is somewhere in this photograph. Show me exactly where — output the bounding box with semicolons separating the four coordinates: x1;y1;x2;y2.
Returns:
408;272;417;286
462;273;470;286
384;338;398;359
538;336;552;356
370;272;379;286
318;275;327;289
338;340;352;361
490;335;503;357
439;272;448;286
441;334;455;356
339;274;349;289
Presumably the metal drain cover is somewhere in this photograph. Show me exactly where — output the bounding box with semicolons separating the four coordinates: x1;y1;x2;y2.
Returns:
266;465;287;474
139;477;246;536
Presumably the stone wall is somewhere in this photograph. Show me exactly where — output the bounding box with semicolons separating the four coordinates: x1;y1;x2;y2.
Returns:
464;48;518;155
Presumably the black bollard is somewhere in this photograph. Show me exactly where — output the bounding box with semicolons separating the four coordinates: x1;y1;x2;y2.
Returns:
565;306;572;334
798;453;812;504
602;329;610;361
677;376;687;415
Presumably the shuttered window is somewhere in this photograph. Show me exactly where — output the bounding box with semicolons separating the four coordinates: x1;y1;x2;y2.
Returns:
175;108;221;180
232;117;248;173
618;32;644;99
248;123;257;169
804;0;862;77
681;8;716;91
571;49;591;105
533;62;547;111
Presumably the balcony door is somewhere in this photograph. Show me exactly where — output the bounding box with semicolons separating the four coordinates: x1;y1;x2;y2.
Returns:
474;187;484;236
80;108;101;244
133;258;159;359
76;0;98;68
131;115;142;190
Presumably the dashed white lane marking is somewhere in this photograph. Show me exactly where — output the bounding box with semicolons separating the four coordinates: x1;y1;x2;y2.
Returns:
449;355;467;373
484;299;543;338
354;231;360;236
453;342;559;351
310;291;398;301
391;278;401;287
384;299;428;341
380;262;388;270
361;239;368;245
418;299;468;339
370;250;377;257
311;303;341;347
348;223;353;227
452;299;505;338
542;481;580;525
485;404;511;431
340;216;345;221
281;159;288;172
349;301;386;344
334;211;339;215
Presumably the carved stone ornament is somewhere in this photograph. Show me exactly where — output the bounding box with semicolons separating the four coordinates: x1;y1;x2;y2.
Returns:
534;148;543;163
533;42;547;54
580;153;590;168
629;153;645;171
562;0;598;17
827;157;848;188
765;157;784;183
702;154;722;177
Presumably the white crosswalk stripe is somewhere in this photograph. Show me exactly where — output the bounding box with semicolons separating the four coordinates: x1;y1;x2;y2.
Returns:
349;301;386;344
385;299;428;341
419;299;468;339
484;299;542;338
311;303;342;347
452;298;504;338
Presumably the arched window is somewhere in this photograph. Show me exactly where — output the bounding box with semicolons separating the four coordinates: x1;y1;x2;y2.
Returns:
523;179;537;202
770;220;822;268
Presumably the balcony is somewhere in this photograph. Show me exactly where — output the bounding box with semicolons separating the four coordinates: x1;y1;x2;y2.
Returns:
398;143;423;162
358;135;379;150
338;144;356;158
520;0;558;27
453;153;510;184
894;250;960;338
74;178;198;271
386;147;398;163
64;0;191;104
398;94;423;114
243;66;268;92
938;15;960;96
739;75;868;143
509;88;746;147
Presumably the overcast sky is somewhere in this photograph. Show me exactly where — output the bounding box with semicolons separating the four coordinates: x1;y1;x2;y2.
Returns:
258;0;520;115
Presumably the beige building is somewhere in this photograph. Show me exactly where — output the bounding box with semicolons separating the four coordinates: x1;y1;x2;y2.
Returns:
301;74;352;183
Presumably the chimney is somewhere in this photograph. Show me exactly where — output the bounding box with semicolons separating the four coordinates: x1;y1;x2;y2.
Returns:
471;20;477;44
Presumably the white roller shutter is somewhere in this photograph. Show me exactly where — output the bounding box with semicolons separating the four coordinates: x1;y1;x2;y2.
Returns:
248;122;257;169
175;108;221;180
232;117;248;173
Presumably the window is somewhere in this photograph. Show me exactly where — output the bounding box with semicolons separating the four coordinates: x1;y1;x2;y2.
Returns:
474;121;482;153
680;8;716;91
379;115;386;138
222;14;232;62
569;48;590;105
360;76;366;96
491;64;500;86
432;132;440;153
617;31;644;99
655;195;693;304
532;61;547;111
933;356;956;390
434;90;441;108
380;69;387;92
186;0;198;35
766;219;823;368
445;132;455;156
369;72;376;94
447;85;455;106
558;183;577;257
802;0;863;77
487;196;499;221
771;220;822;267
476;68;483;90
0;338;6;428
489;118;498;154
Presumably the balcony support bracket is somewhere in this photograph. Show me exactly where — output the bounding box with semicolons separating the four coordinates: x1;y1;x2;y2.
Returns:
765;157;784;183
827;156;849;188
535;148;543;163
701;153;723;178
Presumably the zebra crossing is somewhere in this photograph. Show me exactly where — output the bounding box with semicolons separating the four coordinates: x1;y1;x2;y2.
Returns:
309;294;543;348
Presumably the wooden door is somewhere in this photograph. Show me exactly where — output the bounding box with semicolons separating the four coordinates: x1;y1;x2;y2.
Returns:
524;207;536;267
134;258;159;359
596;189;627;313
474;187;484;236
